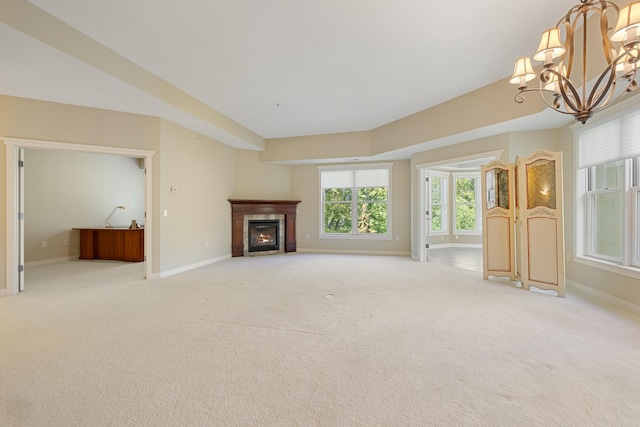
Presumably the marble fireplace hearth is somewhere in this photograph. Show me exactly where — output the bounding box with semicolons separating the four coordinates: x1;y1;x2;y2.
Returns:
228;199;301;257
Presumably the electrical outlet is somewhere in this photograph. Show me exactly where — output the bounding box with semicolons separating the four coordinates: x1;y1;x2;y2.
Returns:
42;241;47;248
64;239;69;246
205;241;209;247
306;234;310;239
395;235;399;241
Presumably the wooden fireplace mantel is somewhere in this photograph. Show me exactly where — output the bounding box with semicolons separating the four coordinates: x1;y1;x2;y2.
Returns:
228;199;301;257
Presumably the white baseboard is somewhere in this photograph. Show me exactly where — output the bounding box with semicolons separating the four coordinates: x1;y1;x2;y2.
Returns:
152;254;231;279
25;256;79;267
297;248;411;257
429;243;482;249
567;279;640;315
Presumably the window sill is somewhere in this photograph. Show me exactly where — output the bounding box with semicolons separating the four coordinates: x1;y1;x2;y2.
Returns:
572;255;640;281
320;234;392;241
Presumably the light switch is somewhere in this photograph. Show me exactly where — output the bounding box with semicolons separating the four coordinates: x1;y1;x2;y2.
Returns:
164;210;168;217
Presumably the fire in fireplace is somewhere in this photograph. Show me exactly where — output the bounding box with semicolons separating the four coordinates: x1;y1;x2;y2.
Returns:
248;220;279;252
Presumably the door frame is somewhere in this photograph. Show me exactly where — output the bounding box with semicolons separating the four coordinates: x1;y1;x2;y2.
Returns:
415;150;503;262
4;137;155;296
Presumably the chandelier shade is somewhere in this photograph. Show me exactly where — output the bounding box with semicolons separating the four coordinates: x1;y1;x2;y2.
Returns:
534;28;566;64
612;3;640;43
510;0;640;124
510;57;536;87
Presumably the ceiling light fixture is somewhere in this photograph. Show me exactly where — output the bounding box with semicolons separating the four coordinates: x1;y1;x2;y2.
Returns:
510;0;640;124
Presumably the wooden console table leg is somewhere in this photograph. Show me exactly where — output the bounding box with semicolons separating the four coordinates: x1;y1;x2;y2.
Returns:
79;229;95;260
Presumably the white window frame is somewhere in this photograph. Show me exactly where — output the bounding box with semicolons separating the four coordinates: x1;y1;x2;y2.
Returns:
429;171;448;236
452;172;482;235
584;161;628;263
318;163;392;240
573;99;640;279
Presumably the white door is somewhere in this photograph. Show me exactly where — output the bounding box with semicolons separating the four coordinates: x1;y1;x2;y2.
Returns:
18;148;25;291
517;150;566;297
481;160;516;281
425;173;432;262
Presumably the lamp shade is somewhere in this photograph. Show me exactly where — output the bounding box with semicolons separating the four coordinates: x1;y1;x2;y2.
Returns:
533;28;566;62
543;65;566;93
510;57;536;85
612;2;640;42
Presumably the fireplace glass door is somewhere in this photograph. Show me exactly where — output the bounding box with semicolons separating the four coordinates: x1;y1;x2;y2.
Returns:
248;220;279;252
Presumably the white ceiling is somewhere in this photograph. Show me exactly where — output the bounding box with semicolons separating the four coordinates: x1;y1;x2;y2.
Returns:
1;0;576;147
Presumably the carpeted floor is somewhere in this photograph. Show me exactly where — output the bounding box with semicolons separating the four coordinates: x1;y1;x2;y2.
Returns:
1;254;640;426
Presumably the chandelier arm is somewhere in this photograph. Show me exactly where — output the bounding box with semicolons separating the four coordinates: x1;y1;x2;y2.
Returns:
556;76;583;114
535;89;578;117
591;72;639;114
585;63;617;109
560;7;581;78
599;1;618;64
541;66;583;113
514;87;569;105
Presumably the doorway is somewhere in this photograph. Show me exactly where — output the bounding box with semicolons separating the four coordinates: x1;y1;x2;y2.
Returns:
416;150;502;266
4;138;154;296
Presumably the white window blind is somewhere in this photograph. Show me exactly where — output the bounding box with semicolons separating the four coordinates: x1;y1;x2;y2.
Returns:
321;168;389;188
578;109;640;168
321;170;354;188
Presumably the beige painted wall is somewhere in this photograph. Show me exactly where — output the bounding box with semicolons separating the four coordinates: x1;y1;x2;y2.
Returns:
0;95;161;293
260;131;371;163
158;120;236;272
0;143;5;294
291;160;411;255
24;149;145;263
233;150;292;200
508;129;560;161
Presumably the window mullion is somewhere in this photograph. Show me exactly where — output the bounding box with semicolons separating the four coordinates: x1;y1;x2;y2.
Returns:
623;159;633;266
352;185;358;235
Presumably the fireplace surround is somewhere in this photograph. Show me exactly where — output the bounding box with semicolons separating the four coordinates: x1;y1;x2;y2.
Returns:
228;199;301;257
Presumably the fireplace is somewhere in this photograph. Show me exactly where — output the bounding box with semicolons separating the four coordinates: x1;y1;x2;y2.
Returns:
248;220;279;252
228;199;301;257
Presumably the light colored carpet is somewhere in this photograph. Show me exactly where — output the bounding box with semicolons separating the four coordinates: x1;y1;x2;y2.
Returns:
1;254;640;426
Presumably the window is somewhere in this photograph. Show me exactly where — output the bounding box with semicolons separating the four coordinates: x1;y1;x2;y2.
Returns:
576;106;640;271
319;164;391;238
586;160;626;262
429;173;448;234
453;173;481;234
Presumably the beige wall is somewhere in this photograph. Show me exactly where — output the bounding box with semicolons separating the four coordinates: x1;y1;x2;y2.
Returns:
0;142;5;294
0;95;161;293
508;129;560;161
233;150;292;200
158;120;236;272
24;150;145;263
291;160;411;255
260;131;371;163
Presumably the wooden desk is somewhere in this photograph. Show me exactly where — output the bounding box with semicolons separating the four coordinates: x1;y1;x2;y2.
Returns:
72;228;144;262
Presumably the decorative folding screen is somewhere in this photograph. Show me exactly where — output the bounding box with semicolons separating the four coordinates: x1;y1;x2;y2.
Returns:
481;150;565;298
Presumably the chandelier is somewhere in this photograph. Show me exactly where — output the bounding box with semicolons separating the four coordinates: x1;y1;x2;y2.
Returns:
510;0;640;124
